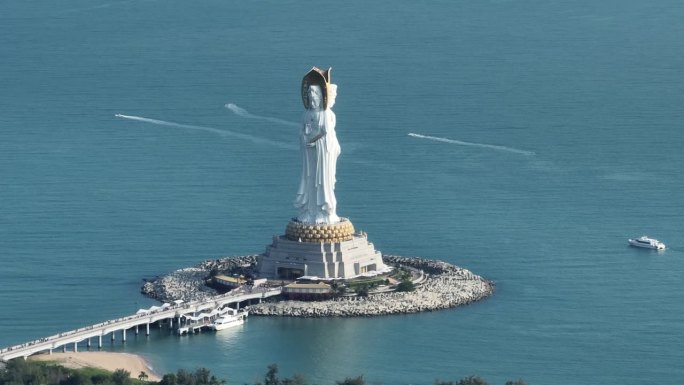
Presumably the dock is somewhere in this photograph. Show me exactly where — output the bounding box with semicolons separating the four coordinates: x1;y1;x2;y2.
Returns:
0;286;282;362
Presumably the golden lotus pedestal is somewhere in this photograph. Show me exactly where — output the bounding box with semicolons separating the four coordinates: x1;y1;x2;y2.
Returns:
284;219;355;243
257;218;386;279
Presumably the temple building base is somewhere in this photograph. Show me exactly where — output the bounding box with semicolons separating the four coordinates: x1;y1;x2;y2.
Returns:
257;218;386;279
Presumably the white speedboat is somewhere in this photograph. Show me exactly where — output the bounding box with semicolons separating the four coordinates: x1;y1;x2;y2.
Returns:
209;308;248;331
628;236;666;250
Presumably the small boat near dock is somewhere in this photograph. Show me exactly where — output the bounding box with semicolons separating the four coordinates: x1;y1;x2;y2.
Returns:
628;236;666;250
209;308;248;331
176;307;247;335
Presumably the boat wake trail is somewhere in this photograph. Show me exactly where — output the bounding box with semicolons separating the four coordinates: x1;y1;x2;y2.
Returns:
114;114;295;150
62;0;138;14
225;103;299;127
408;133;535;156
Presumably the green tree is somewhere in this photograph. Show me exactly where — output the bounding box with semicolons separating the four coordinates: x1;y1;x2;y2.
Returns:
111;369;131;385
264;364;279;385
281;374;307;385
91;373;112;385
330;281;346;297
456;376;488;385
336;376;365;385
175;369;194;385
158;373;178;385
62;371;92;385
209;267;220;278
355;285;369;297
193;368;211;385
0;359;41;385
396;280;415;292
208;375;225;385
138;371;149;382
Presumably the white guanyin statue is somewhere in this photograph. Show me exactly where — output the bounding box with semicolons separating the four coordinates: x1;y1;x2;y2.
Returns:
294;67;341;224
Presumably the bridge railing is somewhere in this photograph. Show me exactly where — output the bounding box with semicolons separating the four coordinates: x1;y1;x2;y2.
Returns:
0;286;282;360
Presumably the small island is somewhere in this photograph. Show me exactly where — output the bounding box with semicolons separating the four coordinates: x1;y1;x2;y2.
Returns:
141;254;494;317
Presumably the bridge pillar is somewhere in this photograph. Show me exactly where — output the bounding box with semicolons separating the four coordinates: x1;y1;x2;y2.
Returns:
98;335;102;348
74;342;78;352
135;325;139;335
146;323;150;336
111;332;115;342
170;318;173;328
236;302;240;310
62;345;66;353
49;349;52;355
87;338;91;348
122;329;127;342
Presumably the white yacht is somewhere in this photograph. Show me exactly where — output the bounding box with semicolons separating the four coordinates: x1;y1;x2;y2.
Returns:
628;236;666;250
209;308;248;331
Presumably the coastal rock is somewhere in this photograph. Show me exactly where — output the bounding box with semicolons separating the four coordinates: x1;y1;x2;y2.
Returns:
141;255;257;302
141;254;494;317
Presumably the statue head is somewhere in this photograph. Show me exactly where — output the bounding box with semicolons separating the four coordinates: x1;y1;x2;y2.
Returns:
302;67;332;110
307;85;323;110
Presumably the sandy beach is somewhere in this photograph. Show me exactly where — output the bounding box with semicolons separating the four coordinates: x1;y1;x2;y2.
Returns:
30;352;161;381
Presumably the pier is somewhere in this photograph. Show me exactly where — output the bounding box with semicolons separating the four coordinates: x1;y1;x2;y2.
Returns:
0;287;281;362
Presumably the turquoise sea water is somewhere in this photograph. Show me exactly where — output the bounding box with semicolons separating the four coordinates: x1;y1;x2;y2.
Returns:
2;0;684;383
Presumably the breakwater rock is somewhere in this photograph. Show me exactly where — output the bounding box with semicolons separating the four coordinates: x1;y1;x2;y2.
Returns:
249;255;494;317
141;255;257;302
141;254;494;317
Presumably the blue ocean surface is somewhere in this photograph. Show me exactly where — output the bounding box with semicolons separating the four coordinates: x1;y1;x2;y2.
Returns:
2;0;683;383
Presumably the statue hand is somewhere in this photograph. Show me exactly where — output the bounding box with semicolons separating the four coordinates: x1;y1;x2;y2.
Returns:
307;131;325;145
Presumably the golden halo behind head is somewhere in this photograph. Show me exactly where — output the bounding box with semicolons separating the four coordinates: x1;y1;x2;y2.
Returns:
301;67;332;110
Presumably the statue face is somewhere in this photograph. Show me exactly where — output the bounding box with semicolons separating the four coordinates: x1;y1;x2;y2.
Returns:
307;85;322;109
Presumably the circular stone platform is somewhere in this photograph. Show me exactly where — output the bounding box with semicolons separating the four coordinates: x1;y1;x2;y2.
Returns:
141;255;495;317
285;218;355;243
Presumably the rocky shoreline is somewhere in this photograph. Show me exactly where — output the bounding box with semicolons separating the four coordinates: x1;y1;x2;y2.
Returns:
141;255;258;303
141;255;494;317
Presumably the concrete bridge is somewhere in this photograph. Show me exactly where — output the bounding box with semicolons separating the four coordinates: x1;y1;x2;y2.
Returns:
0;287;282;362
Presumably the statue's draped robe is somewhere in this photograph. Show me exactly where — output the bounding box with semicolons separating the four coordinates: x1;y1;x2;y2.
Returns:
294;107;341;224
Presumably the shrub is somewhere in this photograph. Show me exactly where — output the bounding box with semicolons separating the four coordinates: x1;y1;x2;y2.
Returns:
396;280;415;292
